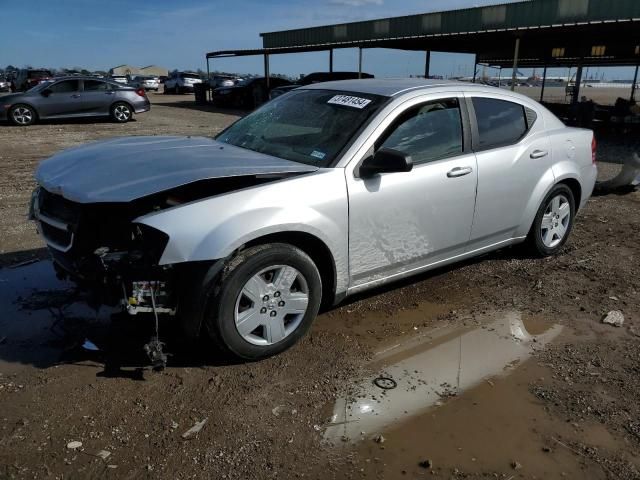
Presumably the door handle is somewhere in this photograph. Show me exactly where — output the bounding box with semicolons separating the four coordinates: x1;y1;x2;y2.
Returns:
447;166;473;178
71;94;80;98
105;91;114;94
530;149;548;159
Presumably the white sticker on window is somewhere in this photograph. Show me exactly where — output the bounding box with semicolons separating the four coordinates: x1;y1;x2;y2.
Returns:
327;95;372;109
310;150;326;160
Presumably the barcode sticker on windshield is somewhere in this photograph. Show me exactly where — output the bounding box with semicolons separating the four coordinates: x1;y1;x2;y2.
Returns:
328;95;372;109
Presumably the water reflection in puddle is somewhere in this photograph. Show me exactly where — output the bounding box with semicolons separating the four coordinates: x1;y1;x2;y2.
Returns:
325;311;561;443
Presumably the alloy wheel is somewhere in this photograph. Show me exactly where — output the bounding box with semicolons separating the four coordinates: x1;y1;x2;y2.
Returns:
12;107;33;125
540;193;571;248
234;265;309;346
114;105;131;121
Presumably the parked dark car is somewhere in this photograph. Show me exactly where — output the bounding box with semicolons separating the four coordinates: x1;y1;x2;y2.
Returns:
213;77;293;109
269;71;374;99
11;68;53;92
0;76;150;126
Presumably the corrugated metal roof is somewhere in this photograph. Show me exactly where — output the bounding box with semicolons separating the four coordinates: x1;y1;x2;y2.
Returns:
260;0;640;49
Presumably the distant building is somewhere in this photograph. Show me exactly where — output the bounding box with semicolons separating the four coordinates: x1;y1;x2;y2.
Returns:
109;65;168;77
140;65;168;77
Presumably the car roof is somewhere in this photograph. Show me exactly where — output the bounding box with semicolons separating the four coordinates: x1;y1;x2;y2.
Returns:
302;78;493;97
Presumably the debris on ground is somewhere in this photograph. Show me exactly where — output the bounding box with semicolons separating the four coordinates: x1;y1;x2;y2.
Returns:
511;460;523;470
181;418;208;439
418;459;433;469
96;450;111;460
601;310;625;327
374;434;385;444
66;441;82;450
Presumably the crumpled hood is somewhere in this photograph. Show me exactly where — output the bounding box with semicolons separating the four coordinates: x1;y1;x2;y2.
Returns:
35;136;318;203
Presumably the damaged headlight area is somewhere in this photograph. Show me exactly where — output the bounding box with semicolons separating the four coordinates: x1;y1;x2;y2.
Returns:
31;187;175;314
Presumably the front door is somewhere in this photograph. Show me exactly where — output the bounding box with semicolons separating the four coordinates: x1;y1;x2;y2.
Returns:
347;96;478;289
38;79;81;117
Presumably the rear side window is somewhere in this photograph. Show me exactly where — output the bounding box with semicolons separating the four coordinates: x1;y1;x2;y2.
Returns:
83;80;109;91
378;98;464;165
472;97;528;150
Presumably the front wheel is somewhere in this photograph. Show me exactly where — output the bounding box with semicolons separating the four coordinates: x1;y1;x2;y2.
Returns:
203;243;322;360
526;184;575;256
110;102;132;123
9;104;36;126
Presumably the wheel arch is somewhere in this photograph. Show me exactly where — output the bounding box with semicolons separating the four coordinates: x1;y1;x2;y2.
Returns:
241;231;338;309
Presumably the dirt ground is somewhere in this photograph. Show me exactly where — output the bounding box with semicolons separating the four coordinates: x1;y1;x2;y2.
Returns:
1;92;639;480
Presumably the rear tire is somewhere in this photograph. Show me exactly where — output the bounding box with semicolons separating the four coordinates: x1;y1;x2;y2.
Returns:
526;184;575;256
9;104;36;126
203;243;322;360
110;102;132;123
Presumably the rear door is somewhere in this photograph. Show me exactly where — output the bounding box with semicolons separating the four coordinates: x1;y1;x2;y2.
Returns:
81;79;114;115
346;95;478;288
37;80;81;117
465;94;553;251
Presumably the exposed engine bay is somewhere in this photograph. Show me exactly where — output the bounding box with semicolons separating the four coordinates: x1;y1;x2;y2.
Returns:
29;175;288;316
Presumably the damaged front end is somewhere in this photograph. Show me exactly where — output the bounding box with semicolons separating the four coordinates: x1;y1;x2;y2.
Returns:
30;186;176;315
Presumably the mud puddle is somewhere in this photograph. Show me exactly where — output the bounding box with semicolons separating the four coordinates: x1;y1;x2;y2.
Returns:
324;311;562;443
321;311;626;478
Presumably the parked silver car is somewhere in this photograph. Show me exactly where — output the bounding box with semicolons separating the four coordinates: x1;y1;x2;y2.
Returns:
1;76;150;126
30;79;597;361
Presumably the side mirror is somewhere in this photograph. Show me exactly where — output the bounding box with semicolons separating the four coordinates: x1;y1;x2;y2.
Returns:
357;148;413;178
41;89;52;97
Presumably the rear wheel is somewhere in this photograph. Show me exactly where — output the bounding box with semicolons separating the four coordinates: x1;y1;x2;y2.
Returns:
110;102;132;123
203;243;322;360
9;104;36;126
526;184;575;256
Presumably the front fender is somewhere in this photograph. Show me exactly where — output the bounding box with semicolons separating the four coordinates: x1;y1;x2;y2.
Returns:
136;168;349;294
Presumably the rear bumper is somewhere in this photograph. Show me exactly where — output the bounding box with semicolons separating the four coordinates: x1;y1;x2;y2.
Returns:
135;101;151;114
580;163;598;210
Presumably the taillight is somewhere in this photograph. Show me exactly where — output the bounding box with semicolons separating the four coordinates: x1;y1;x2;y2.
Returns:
135;88;146;97
591;136;597;164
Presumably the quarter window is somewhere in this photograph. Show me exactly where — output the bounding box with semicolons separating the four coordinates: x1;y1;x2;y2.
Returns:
378;98;463;165
472;97;528;150
49;80;80;93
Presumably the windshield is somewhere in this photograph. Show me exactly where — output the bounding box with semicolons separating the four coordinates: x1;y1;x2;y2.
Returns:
216;89;386;167
181;73;200;79
26;80;53;93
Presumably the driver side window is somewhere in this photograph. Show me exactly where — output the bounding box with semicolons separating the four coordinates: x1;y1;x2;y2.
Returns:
49;80;80;93
377;98;463;165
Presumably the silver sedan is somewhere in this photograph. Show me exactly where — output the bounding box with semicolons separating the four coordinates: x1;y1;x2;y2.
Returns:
31;79;597;361
1;76;150;126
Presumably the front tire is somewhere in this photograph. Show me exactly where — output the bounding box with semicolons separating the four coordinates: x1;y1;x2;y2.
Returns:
9;104;36;126
110;102;132;123
526;184;575;256
203;243;322;360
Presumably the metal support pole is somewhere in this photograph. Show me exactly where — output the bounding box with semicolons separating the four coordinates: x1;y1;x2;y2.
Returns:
497;67;502;88
631;64;639;102
329;49;334;73
573;63;583;104
424;50;431;79
511;37;520;91
472;54;477;83
264;53;270;89
540;65;547;102
206;57;211;102
358;47;363;79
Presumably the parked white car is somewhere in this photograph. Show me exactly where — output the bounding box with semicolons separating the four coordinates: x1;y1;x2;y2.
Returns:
164;72;202;94
30;79;597;362
129;75;160;92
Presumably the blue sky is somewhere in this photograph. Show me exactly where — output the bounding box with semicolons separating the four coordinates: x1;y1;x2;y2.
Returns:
0;0;635;80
